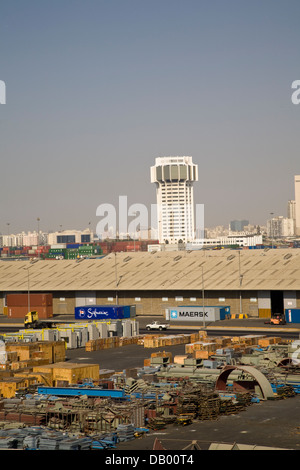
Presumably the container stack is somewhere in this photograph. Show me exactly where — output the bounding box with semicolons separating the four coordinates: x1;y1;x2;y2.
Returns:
6;293;53;319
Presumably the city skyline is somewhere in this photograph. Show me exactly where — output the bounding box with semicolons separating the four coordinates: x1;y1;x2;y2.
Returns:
1;1;300;234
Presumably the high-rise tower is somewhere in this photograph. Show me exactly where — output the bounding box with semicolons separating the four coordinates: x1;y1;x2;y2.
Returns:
295;175;300;236
151;156;198;243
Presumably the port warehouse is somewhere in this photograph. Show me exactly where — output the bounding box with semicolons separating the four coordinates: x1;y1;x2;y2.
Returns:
1;248;300;319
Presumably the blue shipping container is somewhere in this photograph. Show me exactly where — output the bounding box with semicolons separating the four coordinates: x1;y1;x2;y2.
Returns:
285;309;300;323
123;306;130;318
220;306;230;320
75;305;125;320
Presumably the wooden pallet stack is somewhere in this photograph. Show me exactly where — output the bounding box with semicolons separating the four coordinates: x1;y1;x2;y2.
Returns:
85;335;143;352
198;394;221;420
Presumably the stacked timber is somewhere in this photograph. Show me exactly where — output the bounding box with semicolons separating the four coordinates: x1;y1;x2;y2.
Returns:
86;335;143;352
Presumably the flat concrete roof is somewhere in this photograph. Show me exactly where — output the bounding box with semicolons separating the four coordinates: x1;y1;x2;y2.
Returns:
1;248;300;292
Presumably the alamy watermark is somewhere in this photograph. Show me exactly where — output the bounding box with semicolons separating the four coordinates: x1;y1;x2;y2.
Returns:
291;80;300;105
96;195;204;243
0;80;6;104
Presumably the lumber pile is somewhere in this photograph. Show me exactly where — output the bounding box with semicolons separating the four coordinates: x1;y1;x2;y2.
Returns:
143;331;208;349
85;335;143;352
257;337;283;348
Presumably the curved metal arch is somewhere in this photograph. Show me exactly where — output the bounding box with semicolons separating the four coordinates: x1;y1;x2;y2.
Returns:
215;364;274;400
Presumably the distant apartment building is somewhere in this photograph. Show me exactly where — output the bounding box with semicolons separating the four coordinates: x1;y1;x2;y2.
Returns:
205;226;229;238
267;216;294;238
22;232;39;246
1;234;24;247
230;220;249;232
295;175;300;236
288;200;296;220
151;156;198;243
288;200;296;235
47;229;93;245
1;231;46;247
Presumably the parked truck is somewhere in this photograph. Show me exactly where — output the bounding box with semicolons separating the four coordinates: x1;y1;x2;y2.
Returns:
146;321;170;331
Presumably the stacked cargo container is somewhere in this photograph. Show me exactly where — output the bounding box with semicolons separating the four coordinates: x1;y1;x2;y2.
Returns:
6;293;53;319
98;240;159;254
43;244;102;260
0;241;158;258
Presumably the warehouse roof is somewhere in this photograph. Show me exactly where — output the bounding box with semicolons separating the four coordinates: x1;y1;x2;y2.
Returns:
1;248;300;292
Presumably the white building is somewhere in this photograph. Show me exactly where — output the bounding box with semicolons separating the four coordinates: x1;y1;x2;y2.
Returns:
295;175;300;236
22;231;39;246
47;229;93;245
186;234;263;249
151;156;198;243
288;200;296;220
267;216;294;238
1;234;24;247
287;200;296;235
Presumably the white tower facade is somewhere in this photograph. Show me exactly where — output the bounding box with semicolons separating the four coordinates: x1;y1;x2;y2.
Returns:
151;156;198;243
295;175;300;236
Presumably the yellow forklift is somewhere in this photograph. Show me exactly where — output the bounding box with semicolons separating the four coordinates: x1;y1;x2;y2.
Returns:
264;312;286;325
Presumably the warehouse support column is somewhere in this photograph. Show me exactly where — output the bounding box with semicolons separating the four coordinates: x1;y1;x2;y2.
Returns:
258;291;271;318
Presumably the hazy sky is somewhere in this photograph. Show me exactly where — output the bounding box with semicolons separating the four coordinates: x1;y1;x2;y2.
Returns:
1;0;300;234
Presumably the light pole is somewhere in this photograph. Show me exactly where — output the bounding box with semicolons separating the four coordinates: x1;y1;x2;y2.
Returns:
24;264;33;313
27;268;30;313
6;223;10;257
37;217;40;257
114;252;123;305
238;251;243;314
270;212;274;249
201;266;205;329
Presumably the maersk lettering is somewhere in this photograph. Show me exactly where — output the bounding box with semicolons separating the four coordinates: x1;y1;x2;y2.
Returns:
179;311;208;317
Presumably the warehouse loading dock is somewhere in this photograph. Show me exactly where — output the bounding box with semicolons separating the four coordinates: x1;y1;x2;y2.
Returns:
271;291;284;315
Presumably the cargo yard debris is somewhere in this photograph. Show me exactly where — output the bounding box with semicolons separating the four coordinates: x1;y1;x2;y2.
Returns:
0;318;299;450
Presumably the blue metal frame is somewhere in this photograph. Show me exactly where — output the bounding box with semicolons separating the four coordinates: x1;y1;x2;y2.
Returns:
37;386;125;398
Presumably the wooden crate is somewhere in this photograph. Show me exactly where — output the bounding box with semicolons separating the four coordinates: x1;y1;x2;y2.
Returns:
151;351;172;362
32;362;100;386
5;341;65;364
257;337;282;347
174;355;189;365
193;350;214;359
0;377;36;399
198;330;208;339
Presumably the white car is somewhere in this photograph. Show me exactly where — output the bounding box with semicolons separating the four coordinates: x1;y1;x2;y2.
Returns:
146;321;170;331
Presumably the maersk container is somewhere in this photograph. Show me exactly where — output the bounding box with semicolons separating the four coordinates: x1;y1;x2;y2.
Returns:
166;306;230;322
285;309;300;323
